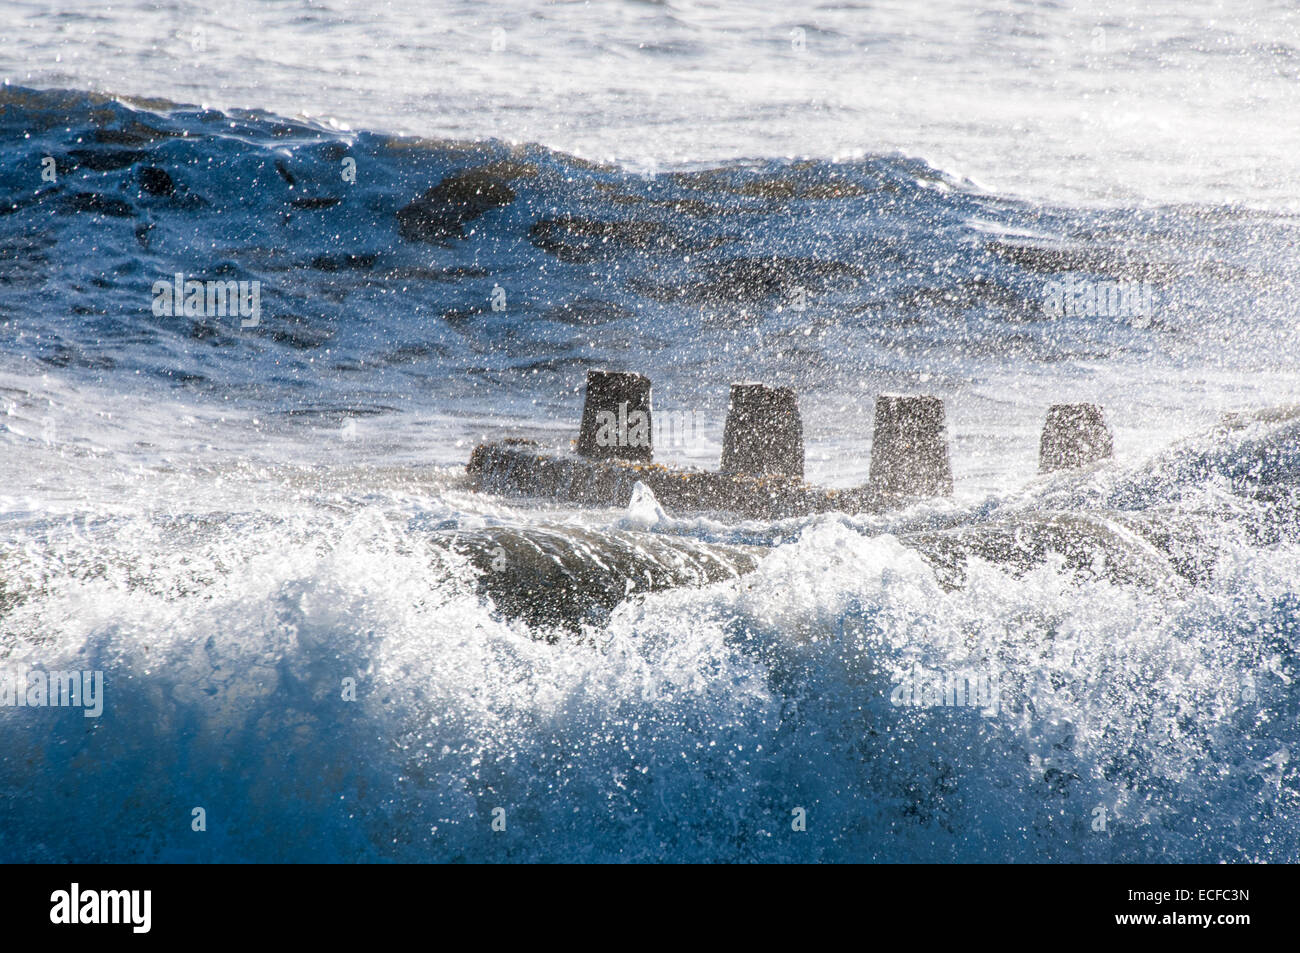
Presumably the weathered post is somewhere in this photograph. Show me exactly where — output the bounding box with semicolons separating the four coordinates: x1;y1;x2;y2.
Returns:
577;370;653;462
720;382;804;479
866;394;954;497
1039;403;1113;473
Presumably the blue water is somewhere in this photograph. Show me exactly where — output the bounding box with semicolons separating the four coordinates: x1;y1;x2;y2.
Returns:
2;0;1300;862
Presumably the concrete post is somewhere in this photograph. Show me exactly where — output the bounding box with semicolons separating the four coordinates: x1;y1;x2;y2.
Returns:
1039;403;1113;473
867;394;953;497
720;382;804;479
577;370;653;462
